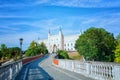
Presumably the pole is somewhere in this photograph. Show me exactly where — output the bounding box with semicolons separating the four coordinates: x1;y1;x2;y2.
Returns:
19;38;23;59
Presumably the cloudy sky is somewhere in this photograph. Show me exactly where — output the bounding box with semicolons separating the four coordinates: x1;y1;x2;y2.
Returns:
0;0;120;50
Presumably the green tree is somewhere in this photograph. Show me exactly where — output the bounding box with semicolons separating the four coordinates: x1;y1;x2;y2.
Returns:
25;41;48;57
0;44;8;59
8;47;21;59
40;42;48;54
75;27;115;62
29;41;36;49
0;51;2;60
114;33;120;62
0;44;21;61
116;33;120;40
57;50;69;59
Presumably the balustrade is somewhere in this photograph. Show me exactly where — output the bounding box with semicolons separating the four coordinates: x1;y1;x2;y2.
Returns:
52;59;120;80
0;60;22;80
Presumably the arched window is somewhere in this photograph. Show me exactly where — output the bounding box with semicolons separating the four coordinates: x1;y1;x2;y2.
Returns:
71;48;73;50
71;43;73;46
64;44;66;46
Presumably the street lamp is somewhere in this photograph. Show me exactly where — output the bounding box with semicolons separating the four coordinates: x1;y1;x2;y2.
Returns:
19;38;23;58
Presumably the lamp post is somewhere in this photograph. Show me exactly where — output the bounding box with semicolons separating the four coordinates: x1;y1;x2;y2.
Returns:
19;38;23;58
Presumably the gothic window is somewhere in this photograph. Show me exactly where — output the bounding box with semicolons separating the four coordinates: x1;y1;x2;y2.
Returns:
71;48;73;50
71;43;73;46
68;43;69;46
64;44;66;46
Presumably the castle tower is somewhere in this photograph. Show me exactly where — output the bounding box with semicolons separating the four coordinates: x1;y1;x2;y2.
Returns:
48;28;50;38
48;29;51;53
59;27;64;50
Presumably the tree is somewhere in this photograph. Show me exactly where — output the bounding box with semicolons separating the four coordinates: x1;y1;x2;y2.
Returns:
0;51;2;60
25;41;48;57
40;42;48;54
57;50;69;59
75;27;115;62
0;44;21;61
116;33;120;40
28;41;36;49
8;47;21;59
0;44;8;59
114;33;120;62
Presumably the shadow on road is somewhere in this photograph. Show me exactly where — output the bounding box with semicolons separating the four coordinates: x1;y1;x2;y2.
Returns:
15;54;54;80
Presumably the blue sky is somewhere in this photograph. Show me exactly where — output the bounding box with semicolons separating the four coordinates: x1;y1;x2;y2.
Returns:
0;0;120;50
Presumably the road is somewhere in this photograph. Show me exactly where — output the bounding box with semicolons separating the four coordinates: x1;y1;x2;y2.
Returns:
15;54;94;80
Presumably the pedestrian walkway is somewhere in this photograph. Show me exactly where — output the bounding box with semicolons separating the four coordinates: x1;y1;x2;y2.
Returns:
15;54;94;80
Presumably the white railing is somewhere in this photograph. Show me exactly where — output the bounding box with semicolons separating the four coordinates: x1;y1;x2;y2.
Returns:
0;60;22;80
52;59;120;80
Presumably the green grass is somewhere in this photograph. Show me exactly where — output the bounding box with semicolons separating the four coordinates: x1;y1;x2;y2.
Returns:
68;52;81;60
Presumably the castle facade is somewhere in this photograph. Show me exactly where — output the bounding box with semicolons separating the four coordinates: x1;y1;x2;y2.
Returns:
38;29;80;53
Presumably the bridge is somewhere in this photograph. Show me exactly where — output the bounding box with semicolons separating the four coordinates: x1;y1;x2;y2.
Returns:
0;54;120;80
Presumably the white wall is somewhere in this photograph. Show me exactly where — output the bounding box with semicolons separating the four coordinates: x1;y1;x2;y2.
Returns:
38;32;80;52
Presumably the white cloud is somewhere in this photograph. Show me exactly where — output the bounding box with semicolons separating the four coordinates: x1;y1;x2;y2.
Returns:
34;0;50;4
0;0;119;8
78;12;120;35
0;10;119;50
11;19;59;30
0;26;19;30
0;3;28;8
34;0;120;8
0;31;43;50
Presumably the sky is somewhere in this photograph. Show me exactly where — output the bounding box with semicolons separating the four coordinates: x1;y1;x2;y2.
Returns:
0;0;120;50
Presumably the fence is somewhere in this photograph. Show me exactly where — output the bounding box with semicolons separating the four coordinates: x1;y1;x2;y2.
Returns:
52;59;120;80
0;60;22;80
0;54;44;80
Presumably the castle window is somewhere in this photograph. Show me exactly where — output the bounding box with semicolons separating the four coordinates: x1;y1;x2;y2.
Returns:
64;44;66;46
71;48;73;50
71;43;72;46
68;43;69;46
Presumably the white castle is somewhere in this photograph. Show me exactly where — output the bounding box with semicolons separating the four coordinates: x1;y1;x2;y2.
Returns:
38;28;80;53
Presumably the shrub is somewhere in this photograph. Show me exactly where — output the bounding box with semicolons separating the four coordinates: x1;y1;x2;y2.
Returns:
57;50;69;59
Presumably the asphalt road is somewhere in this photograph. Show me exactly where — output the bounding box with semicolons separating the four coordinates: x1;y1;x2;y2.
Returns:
15;54;94;80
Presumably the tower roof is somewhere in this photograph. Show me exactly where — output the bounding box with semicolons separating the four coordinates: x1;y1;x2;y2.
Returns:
59;26;62;31
48;28;50;33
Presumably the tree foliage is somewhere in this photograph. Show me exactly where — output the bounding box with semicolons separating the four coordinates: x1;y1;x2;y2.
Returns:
57;50;69;59
75;27;115;62
116;33;120;40
0;44;21;61
0;44;7;58
114;33;120;62
25;41;48;57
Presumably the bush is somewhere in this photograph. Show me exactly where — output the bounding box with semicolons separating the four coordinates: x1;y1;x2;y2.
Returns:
57;50;69;59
